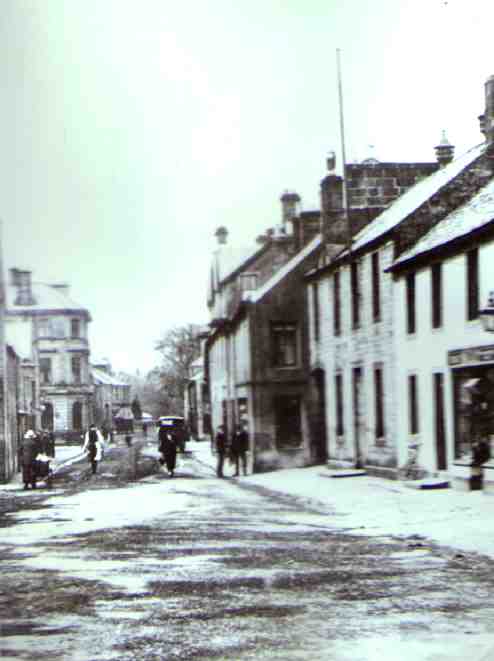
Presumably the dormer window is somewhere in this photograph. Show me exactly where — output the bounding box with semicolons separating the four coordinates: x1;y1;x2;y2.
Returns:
240;272;258;292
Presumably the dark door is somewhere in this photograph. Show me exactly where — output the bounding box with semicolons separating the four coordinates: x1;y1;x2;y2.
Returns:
41;402;54;430
274;395;302;448
72;401;83;430
434;373;447;470
312;370;327;463
352;367;363;468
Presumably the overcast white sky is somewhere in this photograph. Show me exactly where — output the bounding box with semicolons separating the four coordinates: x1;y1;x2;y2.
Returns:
1;0;492;372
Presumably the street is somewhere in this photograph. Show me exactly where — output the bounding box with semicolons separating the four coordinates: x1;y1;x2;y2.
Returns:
1;445;494;661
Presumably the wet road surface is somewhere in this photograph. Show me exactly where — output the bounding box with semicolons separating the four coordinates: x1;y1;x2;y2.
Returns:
2;452;494;660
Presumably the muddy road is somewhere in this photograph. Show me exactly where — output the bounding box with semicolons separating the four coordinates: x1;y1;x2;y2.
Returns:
2;452;494;660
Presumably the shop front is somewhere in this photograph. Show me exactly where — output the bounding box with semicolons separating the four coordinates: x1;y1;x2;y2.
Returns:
449;344;494;490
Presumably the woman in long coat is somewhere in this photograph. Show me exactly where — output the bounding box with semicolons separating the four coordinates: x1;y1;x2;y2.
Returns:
20;430;40;490
158;423;177;477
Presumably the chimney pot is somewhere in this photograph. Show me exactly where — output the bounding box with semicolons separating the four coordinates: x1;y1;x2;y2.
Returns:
215;226;228;245
280;190;301;227
434;130;455;167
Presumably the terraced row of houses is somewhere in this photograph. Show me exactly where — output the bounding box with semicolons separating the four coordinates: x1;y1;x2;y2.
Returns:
0;268;130;482
194;75;494;489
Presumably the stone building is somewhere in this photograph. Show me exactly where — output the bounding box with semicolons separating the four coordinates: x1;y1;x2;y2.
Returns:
206;194;327;471
5;268;93;440
385;75;494;482
307;76;494;479
91;359;131;431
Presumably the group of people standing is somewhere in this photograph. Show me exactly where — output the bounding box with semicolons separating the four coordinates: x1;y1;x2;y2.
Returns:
215;423;249;478
19;428;56;490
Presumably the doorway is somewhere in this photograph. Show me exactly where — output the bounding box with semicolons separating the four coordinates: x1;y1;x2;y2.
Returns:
434;373;447;470
352;367;364;468
312;369;327;463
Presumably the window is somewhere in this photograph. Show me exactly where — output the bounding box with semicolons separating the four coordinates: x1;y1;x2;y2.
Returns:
39;357;52;385
467;248;479;321
431;263;442;329
240;272;258;292
72;401;83;430
38;318;50;338
335;373;344;436
312;282;320;342
271;323;297;367
372;252;381;322
374;366;385;439
406;272;416;334
408;374;419;435
71;356;82;384
333;271;341;336
351;260;360;329
71;319;81;338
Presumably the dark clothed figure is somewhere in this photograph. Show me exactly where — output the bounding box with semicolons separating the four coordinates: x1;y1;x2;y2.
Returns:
47;431;55;458
215;427;227;478
142;423;148;438
472;439;491;467
159;426;177;477
231;425;249;477
20;431;40;489
82;426;104;474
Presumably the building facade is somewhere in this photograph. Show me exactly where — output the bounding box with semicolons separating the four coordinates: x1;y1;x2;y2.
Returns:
6;269;93;440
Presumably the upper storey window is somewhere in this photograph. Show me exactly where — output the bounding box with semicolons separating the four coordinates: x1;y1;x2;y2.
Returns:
240;272;258;292
271;323;298;367
71;318;81;338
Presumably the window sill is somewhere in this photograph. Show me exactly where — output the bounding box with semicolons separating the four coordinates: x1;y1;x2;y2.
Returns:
375;437;386;447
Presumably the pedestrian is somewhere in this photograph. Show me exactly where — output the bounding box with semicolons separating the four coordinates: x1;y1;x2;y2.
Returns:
19;429;40;490
101;423;109;442
231;422;249;477
125;434;132;447
158;422;177;477
82;424;105;475
142;422;148;438
215;425;228;478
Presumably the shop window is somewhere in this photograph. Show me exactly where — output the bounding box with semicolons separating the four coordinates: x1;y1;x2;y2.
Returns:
312;282;320;342
406;272;416;334
431;263;442;329
71;318;81;338
333;271;341;336
271;323;298;367
408;374;419;435
374;366;385;439
335;373;344;436
351;261;361;329
467;248;479;321
372;251;381;322
274;395;302;448
39;357;52;385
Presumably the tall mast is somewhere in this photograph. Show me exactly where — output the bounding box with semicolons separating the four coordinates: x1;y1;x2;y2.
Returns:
336;48;352;256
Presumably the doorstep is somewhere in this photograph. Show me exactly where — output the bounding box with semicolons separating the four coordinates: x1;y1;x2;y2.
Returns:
320;469;368;479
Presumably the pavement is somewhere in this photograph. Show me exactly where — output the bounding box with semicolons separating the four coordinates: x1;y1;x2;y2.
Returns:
186;439;494;560
3;436;494;560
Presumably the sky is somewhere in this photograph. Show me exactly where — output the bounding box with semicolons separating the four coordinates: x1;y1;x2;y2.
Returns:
0;0;492;373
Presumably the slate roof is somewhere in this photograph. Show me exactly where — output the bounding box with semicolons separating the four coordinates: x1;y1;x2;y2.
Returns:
348;142;486;254
212;241;265;290
91;368;128;387
391;177;494;270
6;282;90;316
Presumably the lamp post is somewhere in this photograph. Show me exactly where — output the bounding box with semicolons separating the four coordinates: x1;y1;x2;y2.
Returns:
479;291;494;332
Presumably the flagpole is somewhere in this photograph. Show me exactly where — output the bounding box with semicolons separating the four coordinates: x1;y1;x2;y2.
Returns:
336;48;352;256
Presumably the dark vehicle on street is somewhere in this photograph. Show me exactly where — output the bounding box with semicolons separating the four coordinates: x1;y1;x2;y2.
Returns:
157;416;189;452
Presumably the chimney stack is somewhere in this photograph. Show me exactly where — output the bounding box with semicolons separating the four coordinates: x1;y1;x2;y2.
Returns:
11;268;34;306
484;75;494;144
280;190;301;229
434;130;455;167
215;226;228;245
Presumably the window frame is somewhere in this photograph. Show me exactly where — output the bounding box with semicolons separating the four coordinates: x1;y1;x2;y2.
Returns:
39;357;52;385
312;282;320;342
431;262;443;329
406;272;416;334
408;373;419;435
371;251;381;323
374;365;385;439
271;322;298;368
351;260;360;329
333;271;341;336
335;372;344;436
466;248;479;321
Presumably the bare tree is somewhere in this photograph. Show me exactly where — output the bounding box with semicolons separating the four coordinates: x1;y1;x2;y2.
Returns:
154;324;202;414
